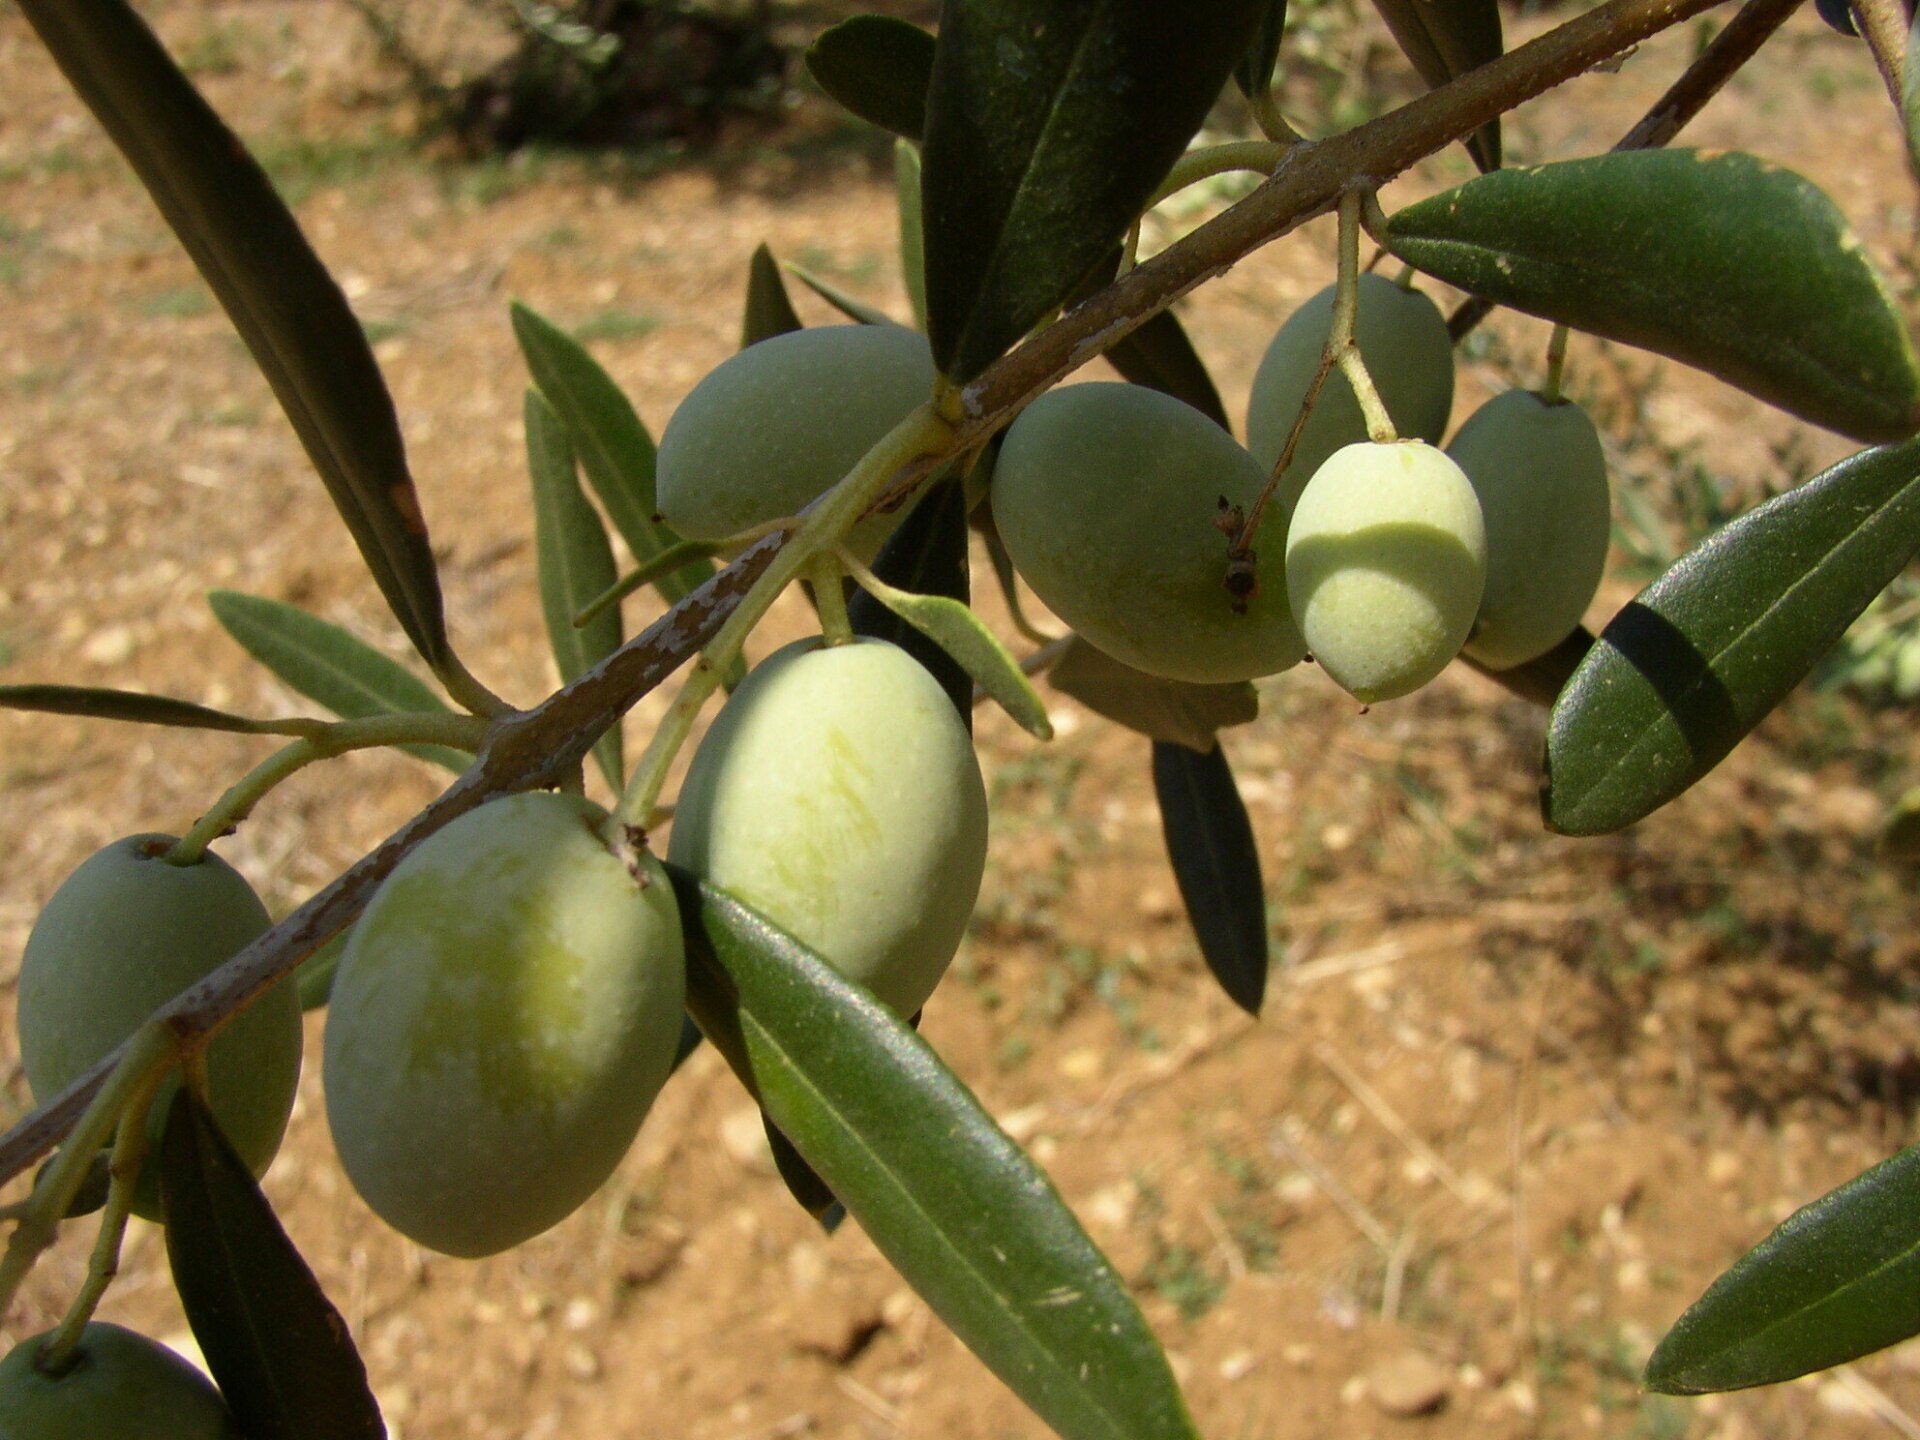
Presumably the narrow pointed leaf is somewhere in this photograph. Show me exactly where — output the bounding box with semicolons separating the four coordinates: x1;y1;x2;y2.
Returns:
1235;0;1289;100
1049;637;1257;752
743;243;804;348
1546;440;1920;835
922;0;1269;380
848;476;974;721
1647;1144;1920;1393
1152;740;1268;1015
671;872;1202;1440
526;391;624;790
1461;626;1594;708
1386;151;1920;442
295;932;348;1011
207;590;470;772
1884;786;1920;860
806;14;935;140
510;303;717;609
1369;0;1501;168
764;1112;846;1231
0;684;279;735
896;141;930;334
17;0;449;663
159;1091;385;1440
1105;305;1230;431
787;265;898;327
853;573;1052;739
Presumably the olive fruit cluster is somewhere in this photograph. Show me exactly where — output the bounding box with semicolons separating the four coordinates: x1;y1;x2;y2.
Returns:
0;1324;243;1439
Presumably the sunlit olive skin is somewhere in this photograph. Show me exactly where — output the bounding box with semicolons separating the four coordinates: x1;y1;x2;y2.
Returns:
656;324;936;545
990;383;1306;684
0;1324;242;1440
17;837;301;1218
1246;275;1456;493
1285;441;1488;703
669;638;988;1017
324;792;685;1259
1447;390;1612;671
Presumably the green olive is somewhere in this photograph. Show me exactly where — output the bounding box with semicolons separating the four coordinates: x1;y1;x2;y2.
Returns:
324;792;685;1258
1285;441;1487;703
1446;390;1612;670
990;382;1305;684
17;837;301;1218
1245;275;1456;493
669;637;988;1016
0;1324;242;1440
655;324;936;545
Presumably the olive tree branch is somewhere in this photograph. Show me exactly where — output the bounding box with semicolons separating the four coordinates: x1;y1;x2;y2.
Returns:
1450;0;1806;340
0;0;1732;1199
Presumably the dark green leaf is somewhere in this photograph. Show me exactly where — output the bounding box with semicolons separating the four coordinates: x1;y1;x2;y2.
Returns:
525;390;625;790
1049;637;1257;751
510;302;717;609
1386;152;1920;442
32;1151;112;1220
897;141;930;334
17;0;449;664
1151;741;1268;1015
1234;0;1289;100
1461;626;1594;709
787;265;899;327
207;590;471;772
0;684;275;735
922;0;1268;380
806;14;935;140
1546;440;1920;835
295;932;347;1011
159;1091;385;1440
1105;305;1230;431
764;1113;846;1232
671;872;1201;1440
743;243;805;348
1369;0;1501;169
848;476;974;722
1647;1143;1920;1393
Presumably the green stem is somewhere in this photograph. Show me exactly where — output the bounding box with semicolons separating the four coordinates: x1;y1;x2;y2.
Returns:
575;538;728;629
1333;191;1397;443
1119;219;1144;276
1252;87;1304;144
434;651;512;719
809;554;855;646
1149;140;1291;209
614;403;955;829
1543;324;1571;403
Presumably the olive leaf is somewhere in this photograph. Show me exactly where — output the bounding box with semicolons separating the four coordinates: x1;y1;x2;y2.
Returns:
786;264;900;327
896;140;930;334
1546;439;1920;835
764;1114;847;1233
1369;0;1502;169
806;14;936;141
159;1091;386;1440
1646;1143;1920;1393
525;390;625;791
848;476;975;722
671;872;1203;1440
1884;786;1920;860
1152;740;1269;1015
207;591;471;772
17;0;451;667
1049;637;1257;752
1386;151;1920;443
921;0;1269;380
0;684;282;736
1234;0;1289;100
1461;626;1595;709
743;242;804;348
295;931;348;1011
1104;304;1231;432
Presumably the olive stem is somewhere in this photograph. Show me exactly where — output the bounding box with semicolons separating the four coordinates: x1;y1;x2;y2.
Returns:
165;711;490;866
575;538;729;628
1118;218;1144;276
810;553;856;646
1251;86;1306;144
434;650;512;719
1543;324;1572;403
0;1025;177;1321
1149;139;1293;209
1333;190;1398;443
35;1064;167;1374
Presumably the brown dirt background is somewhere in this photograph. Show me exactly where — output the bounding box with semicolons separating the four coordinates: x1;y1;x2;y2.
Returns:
5;1;1920;1436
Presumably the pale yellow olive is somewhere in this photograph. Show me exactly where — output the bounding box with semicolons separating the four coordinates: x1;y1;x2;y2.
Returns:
1285;441;1487;703
669;637;987;1017
1447;390;1612;670
0;1324;242;1440
17;837;301;1218
324;792;685;1259
1245;275;1456;493
990;382;1306;684
655;324;936;544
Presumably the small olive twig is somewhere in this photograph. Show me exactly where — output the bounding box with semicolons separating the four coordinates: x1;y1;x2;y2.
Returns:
574;537;729;629
808;553;856;647
0;0;1735;1204
1543;325;1573;401
1148;139;1293;209
1849;0;1908;108
1449;0;1807;342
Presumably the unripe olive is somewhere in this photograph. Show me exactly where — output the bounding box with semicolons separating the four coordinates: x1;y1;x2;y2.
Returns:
669;637;988;1017
324;792;685;1259
1446;390;1612;671
656;324;937;545
17;837;301;1218
1246;275;1456;488
0;1323;242;1440
1285;441;1487;703
990;383;1306;684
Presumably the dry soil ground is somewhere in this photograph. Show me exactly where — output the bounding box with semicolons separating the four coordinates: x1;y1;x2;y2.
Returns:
4;2;1920;1438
